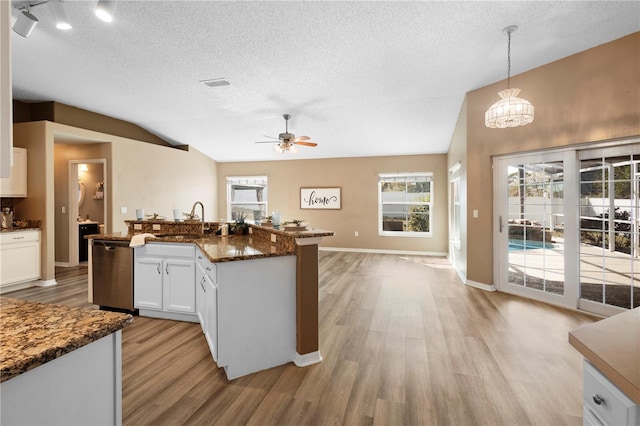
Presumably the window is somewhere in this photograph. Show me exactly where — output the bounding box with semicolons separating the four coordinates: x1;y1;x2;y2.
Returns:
226;176;268;223
378;172;433;237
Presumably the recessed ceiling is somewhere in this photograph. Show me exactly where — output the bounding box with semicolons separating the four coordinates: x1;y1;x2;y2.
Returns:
10;1;640;162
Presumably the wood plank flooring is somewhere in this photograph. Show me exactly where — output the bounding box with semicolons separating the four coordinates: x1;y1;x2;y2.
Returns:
4;251;597;425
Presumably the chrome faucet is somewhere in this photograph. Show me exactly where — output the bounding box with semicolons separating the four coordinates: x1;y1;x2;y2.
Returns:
190;201;205;232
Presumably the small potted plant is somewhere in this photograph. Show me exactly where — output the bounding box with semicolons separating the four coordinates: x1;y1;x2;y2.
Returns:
233;212;249;235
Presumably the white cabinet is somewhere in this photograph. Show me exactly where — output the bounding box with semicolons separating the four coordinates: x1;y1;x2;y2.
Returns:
583;360;639;426
0;230;40;287
196;251;218;361
195;247;296;379
134;243;196;320
0;147;27;197
134;257;163;310
203;274;218;361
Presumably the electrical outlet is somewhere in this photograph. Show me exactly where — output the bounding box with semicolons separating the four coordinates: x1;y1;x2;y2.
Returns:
271;233;277;243
354;231;359;237
473;209;479;218
61;206;66;214
152;224;161;231
134;224;142;230
248;227;253;234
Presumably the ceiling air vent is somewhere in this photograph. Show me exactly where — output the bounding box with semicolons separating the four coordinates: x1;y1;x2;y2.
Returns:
200;78;232;88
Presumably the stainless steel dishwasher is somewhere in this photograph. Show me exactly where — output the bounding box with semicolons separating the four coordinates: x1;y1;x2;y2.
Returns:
92;240;134;311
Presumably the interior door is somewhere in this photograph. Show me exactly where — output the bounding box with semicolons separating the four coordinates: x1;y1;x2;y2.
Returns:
494;150;578;309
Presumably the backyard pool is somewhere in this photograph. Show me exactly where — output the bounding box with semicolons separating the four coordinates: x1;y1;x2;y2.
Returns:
508;240;555;251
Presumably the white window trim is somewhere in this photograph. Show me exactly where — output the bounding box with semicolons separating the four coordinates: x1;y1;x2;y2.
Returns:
378;172;433;238
226;175;268;221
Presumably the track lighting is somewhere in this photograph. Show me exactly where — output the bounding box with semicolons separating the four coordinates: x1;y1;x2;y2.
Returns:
48;0;72;30
13;9;39;38
95;0;116;23
12;0;115;39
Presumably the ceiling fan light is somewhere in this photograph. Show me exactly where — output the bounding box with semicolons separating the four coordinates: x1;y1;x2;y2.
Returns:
48;0;72;30
274;144;284;154
95;0;116;23
13;9;39;38
289;145;298;153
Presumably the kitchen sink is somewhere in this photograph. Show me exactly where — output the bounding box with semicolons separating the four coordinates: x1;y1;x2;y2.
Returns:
155;233;204;240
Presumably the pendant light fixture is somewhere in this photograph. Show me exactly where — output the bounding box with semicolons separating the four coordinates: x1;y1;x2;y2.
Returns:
485;26;534;129
48;0;72;30
95;0;116;23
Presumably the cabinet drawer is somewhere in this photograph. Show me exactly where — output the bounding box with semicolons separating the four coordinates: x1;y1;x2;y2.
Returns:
196;250;216;283
583;360;639;426
136;243;195;258
0;230;40;244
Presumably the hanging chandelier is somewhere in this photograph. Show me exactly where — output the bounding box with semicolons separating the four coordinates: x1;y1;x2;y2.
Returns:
485;26;534;129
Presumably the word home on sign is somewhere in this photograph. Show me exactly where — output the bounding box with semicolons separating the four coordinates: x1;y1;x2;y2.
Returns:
300;188;341;210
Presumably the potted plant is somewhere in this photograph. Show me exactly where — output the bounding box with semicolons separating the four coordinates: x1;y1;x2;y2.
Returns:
233;212;249;235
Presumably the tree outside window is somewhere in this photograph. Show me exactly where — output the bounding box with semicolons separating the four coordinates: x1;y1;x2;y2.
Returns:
379;173;433;236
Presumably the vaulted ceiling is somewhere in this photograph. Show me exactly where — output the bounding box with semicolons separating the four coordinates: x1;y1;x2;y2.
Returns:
10;1;640;162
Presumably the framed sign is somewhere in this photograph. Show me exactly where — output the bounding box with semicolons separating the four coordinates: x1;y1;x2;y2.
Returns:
300;187;341;210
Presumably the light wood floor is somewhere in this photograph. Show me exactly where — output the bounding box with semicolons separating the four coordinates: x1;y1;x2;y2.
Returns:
5;251;597;425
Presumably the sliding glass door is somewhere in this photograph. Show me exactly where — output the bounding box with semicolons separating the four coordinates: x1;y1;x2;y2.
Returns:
494;141;639;314
577;148;639;316
494;151;578;309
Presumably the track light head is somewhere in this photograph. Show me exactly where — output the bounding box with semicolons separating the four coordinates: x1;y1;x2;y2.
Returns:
48;0;72;30
13;9;39;38
95;0;116;22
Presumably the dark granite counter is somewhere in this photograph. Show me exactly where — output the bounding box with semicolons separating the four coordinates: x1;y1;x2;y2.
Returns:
87;224;334;263
0;297;132;383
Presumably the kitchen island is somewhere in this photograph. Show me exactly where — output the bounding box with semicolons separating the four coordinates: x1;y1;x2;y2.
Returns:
0;297;132;425
88;222;333;379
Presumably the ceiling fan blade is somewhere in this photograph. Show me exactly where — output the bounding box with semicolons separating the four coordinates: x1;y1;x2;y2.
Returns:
254;141;280;144
293;141;318;147
263;134;279;140
293;135;310;141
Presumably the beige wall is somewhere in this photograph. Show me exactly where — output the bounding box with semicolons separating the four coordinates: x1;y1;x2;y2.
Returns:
462;32;640;286
110;136;218;233
218;154;449;253
13;121;218;281
13;122;55;282
54;143;110;263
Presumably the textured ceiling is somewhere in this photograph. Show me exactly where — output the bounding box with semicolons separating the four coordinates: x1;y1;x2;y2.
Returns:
10;1;640;162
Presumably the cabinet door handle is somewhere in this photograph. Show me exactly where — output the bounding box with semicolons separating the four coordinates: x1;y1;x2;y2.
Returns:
592;394;605;405
206;266;211;271
165;264;170;274
156;263;161;274
200;277;206;292
198;255;203;260
13;236;24;240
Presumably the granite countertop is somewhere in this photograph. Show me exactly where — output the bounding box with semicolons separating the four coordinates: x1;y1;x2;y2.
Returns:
0;297;133;383
0;227;41;233
88;233;296;262
569;307;640;404
87;224;334;263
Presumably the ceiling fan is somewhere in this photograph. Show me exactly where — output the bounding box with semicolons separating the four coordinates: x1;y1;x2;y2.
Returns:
255;114;318;153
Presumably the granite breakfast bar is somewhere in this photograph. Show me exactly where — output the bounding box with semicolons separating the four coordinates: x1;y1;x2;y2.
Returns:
0;297;132;425
88;222;333;379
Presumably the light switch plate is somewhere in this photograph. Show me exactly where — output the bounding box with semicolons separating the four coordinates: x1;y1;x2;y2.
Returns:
271;233;277;243
121;207;128;214
134;224;142;230
473;209;479;218
152;224;161;231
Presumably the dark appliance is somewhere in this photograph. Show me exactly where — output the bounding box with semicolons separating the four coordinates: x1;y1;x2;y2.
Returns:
92;240;134;311
79;222;99;262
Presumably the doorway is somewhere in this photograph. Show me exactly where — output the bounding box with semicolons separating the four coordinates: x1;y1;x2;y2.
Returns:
69;159;107;266
494;140;639;315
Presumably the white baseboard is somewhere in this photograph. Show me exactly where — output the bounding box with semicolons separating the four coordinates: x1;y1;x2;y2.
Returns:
465;279;496;292
320;247;448;257
55;262;71;267
36;279;57;287
455;268;467;284
293;351;323;367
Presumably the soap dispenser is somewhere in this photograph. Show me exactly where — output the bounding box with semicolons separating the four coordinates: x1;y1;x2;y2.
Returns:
1;207;14;229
